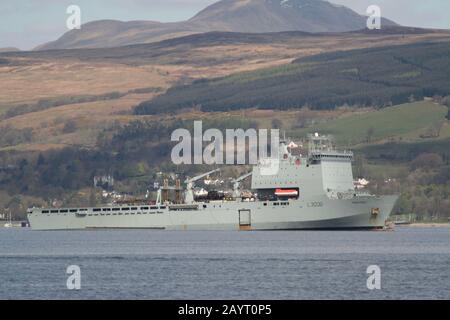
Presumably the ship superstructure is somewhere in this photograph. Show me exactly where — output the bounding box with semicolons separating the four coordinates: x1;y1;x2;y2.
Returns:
27;134;398;231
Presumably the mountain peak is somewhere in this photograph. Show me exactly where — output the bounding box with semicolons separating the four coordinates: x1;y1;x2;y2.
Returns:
189;0;396;34
36;0;397;50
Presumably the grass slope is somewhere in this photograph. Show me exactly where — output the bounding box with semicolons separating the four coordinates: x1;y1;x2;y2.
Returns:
294;101;449;145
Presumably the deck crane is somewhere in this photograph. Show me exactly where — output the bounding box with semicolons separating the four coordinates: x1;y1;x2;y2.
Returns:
184;168;221;204
155;179;183;205
232;172;252;199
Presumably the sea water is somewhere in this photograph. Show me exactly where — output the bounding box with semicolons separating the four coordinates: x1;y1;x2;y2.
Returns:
0;227;449;299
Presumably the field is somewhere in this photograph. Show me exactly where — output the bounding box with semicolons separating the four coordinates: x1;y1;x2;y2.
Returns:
291;101;450;146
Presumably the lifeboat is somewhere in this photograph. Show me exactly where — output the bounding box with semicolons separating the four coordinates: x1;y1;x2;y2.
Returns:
275;189;299;197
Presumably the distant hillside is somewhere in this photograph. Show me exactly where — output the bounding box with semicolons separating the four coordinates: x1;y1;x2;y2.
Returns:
10;28;430;65
134;40;450;115
5;31;325;62
0;47;20;53
36;0;397;50
3;27;448;155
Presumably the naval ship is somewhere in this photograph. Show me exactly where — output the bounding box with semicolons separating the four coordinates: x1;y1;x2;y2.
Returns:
27;134;398;231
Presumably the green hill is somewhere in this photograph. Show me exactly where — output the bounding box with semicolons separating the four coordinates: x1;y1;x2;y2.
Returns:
292;101;449;145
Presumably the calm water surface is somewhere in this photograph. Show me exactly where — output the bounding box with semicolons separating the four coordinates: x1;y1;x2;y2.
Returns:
0;227;449;299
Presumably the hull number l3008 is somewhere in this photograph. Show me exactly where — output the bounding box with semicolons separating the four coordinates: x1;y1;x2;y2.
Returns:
307;202;324;208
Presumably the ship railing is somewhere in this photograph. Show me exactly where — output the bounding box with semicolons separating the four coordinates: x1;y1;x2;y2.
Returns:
309;150;354;161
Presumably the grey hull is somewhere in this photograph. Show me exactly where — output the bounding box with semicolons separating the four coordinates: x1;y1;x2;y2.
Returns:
28;195;398;231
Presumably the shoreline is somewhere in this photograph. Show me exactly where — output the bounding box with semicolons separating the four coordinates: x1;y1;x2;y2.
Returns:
1;222;26;228
401;223;450;228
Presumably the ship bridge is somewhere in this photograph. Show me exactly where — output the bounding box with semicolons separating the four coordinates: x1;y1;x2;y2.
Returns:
307;134;355;195
251;133;356;199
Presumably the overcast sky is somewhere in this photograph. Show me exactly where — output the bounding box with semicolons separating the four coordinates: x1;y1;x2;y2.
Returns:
1;0;450;50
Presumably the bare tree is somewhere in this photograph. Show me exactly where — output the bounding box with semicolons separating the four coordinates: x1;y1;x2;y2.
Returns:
366;127;375;143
